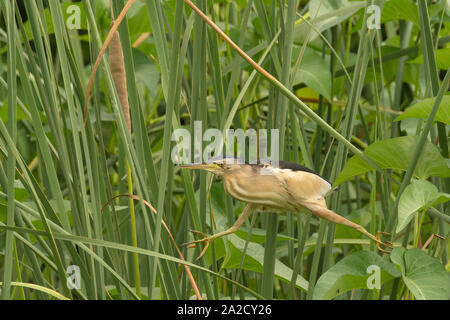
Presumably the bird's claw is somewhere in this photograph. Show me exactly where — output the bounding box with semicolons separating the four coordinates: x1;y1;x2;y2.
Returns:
375;231;393;254
182;229;213;262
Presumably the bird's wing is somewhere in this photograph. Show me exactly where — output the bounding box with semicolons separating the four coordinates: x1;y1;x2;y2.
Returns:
279;169;332;202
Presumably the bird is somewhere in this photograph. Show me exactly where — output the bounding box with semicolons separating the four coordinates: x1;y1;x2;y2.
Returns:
181;156;392;260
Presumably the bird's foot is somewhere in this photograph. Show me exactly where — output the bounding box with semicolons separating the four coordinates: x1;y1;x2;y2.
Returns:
375;231;393;254
182;230;214;262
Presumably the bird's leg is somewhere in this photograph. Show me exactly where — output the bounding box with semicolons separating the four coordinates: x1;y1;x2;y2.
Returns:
303;199;393;253
375;231;393;253
183;204;254;261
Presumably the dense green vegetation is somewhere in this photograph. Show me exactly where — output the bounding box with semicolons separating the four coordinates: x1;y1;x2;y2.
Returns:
0;0;449;300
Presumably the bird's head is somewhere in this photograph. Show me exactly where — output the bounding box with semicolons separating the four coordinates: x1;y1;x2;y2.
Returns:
179;156;245;176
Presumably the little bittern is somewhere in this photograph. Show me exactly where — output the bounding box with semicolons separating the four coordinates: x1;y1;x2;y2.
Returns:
181;157;392;260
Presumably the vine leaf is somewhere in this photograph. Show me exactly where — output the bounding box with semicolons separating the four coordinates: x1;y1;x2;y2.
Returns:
313;251;401;300
397;179;450;233
334;136;449;186
390;248;450;300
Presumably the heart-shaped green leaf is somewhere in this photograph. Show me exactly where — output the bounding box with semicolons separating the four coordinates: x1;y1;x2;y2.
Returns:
294;0;365;43
390;248;450;300
293;48;332;101
381;0;420;25
397;179;450;232
313;251;401;300
335;136;450;186
395;95;450;124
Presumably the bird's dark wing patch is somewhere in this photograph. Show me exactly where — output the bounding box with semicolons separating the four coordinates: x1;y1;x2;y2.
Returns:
278;161;315;173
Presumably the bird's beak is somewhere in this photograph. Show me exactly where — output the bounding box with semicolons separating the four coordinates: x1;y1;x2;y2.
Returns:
179;163;220;171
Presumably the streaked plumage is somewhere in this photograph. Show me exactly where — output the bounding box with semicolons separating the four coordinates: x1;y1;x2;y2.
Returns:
220;161;332;212
181;157;392;260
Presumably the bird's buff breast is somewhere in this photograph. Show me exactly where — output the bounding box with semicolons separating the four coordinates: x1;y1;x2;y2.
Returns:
221;172;297;212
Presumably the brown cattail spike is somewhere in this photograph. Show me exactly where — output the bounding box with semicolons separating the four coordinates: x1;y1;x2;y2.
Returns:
109;24;131;133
